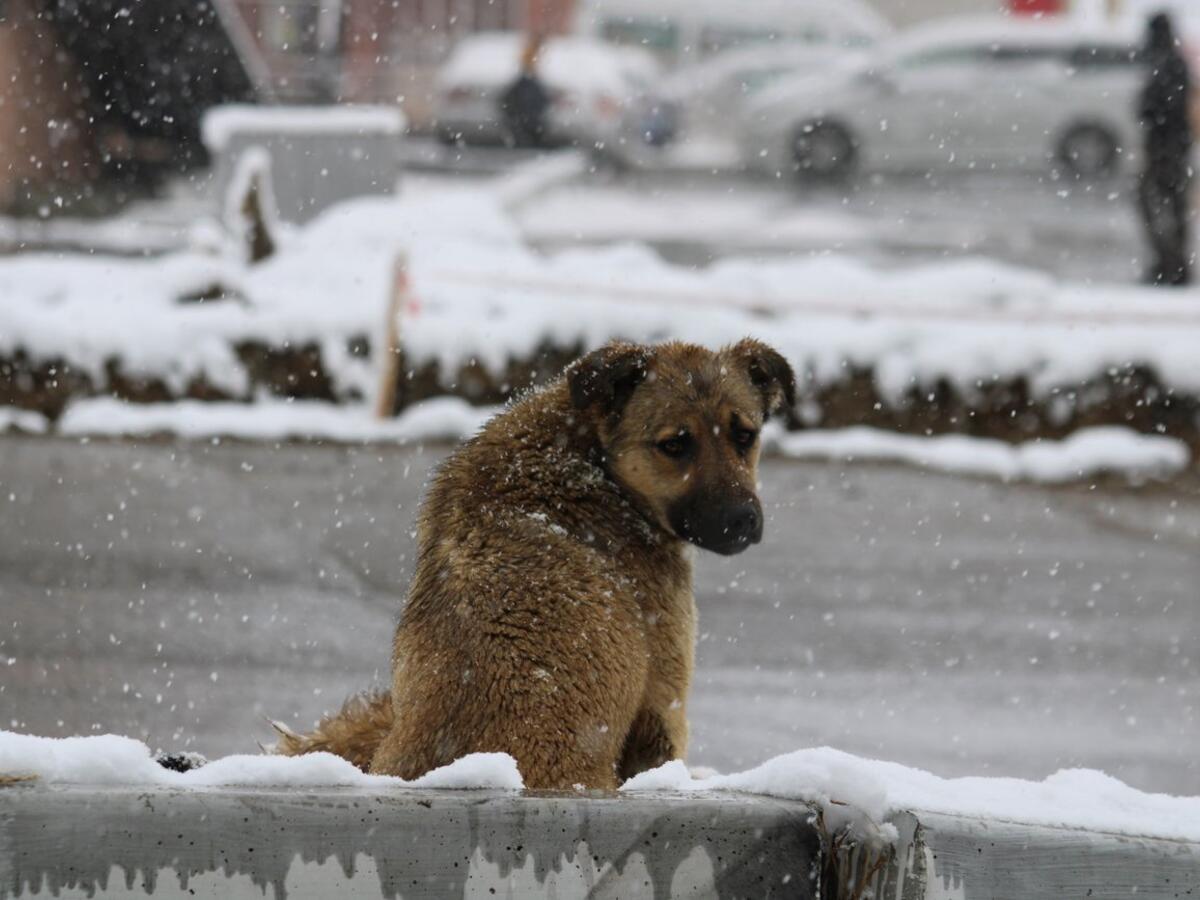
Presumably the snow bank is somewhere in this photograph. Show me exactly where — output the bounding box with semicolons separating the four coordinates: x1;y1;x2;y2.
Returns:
56;397;499;445
623;748;1200;844
0;396;1177;482
0;731;522;790
4;169;1200;423
0;407;47;434
0;179;517;398
765;424;1191;483
45;400;1189;481
406;243;1200;405
201;104;406;152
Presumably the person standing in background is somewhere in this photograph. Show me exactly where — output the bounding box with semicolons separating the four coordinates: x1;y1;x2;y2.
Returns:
1137;12;1194;286
501;35;552;150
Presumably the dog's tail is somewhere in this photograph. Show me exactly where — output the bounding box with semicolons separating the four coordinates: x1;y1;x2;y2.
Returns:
269;690;394;773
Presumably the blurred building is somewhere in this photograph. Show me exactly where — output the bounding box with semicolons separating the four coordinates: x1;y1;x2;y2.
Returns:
0;0;92;214
0;0;259;214
0;0;576;210
229;0;574;120
869;0;1049;26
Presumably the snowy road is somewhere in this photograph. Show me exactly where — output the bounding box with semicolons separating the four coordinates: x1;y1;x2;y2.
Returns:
1;435;1196;794
518;169;1151;283
3;161;1154;286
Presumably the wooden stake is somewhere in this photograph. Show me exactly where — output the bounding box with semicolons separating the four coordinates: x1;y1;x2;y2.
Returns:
374;256;407;419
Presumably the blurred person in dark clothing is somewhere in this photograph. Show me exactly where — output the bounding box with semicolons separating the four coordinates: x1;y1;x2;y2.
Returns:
501;36;552;149
1138;12;1194;286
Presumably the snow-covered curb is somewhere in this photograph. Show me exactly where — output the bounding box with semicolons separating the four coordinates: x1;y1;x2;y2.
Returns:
5;397;1189;483
763;423;1191;483
4;731;1197;845
53;397;499;445
0;407;48;435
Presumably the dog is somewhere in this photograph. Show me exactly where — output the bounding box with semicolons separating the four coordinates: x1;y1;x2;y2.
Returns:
275;339;795;790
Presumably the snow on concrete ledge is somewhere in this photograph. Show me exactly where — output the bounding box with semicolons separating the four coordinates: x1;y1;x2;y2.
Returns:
622;748;1200;846
4;731;1198;843
201;104;406;152
0;731;519;791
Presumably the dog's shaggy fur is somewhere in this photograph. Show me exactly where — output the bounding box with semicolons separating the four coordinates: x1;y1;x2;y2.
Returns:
276;339;794;789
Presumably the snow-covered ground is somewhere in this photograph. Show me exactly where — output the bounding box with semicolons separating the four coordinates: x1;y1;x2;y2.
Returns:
3;730;1197;844
518;179;876;250
514;167;1150;280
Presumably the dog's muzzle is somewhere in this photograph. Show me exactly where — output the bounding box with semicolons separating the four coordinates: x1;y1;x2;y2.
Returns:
669;493;763;556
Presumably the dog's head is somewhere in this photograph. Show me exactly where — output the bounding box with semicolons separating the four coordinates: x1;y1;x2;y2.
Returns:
569;339;795;555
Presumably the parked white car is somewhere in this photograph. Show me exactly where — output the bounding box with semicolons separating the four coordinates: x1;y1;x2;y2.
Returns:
664;43;869;138
739;18;1146;180
433;32;673;151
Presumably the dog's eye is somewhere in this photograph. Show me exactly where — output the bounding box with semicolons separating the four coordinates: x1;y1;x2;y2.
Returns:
658;434;690;458
733;427;758;448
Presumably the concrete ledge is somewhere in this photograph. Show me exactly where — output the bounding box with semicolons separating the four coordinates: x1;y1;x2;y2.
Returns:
0;785;823;898
4;785;1199;899
853;810;1200;900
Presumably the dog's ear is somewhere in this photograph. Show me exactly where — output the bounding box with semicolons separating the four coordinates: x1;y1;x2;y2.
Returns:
568;342;651;418
728;338;795;417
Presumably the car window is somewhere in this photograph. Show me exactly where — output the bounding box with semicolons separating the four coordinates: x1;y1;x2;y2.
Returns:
600;18;679;53
988;44;1068;64
896;46;993;69
1068;43;1143;68
700;25;823;56
741;67;793;93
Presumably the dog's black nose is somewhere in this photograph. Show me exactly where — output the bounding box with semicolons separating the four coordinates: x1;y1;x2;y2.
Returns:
725;502;762;544
669;493;764;555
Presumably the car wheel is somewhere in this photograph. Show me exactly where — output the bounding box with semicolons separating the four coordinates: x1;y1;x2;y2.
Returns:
791;120;857;180
1057;124;1119;178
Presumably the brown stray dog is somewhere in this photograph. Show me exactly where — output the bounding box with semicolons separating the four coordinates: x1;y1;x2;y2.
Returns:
275;339;795;790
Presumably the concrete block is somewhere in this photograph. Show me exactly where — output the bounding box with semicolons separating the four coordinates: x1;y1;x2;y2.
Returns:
849;810;1200;900
0;785;822;899
6;782;1197;899
203;105;405;225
